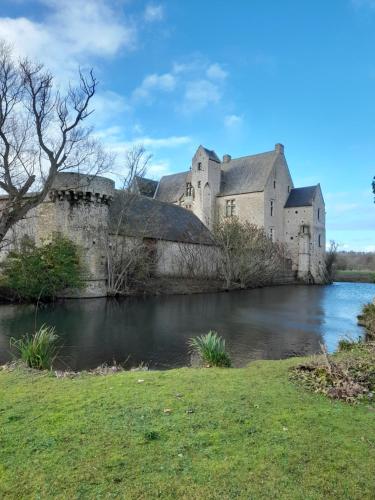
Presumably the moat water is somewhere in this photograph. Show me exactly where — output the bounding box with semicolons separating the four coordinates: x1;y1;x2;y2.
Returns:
0;282;374;370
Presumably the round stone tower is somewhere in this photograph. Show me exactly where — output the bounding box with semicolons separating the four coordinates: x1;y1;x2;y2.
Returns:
40;172;115;297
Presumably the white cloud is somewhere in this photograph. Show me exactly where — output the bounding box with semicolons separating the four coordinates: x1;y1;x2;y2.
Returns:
224;114;243;127
92;91;130;123
144;4;164;23
147;160;171;178
206;63;227;80
0;0;136;81
120;135;192;150
133;72;176;101
96;128;192;154
183;79;221;112
131;58;228;111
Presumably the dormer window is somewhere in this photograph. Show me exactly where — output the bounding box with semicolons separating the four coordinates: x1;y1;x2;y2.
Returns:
197;162;202;171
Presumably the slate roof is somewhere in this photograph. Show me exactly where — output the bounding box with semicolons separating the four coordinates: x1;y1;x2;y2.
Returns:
109;191;215;245
133;176;158;198
284;186;318;208
154;171;189;203
219;150;278;196
201;146;220;163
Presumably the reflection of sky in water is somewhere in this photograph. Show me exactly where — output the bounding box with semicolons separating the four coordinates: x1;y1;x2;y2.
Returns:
0;282;374;370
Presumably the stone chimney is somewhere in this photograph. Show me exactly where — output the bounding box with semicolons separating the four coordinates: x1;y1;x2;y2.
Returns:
222;154;231;163
275;143;284;154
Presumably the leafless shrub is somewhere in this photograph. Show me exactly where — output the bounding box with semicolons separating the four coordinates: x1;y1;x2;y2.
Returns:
173;241;219;278
106;145;157;296
213;217;288;289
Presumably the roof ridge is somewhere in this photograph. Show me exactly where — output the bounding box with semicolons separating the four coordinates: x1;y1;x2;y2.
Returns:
290;185;318;191
159;170;189;181
232;149;276;161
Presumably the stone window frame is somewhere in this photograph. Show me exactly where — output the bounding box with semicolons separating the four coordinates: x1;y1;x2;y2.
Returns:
197;162;202;171
225;199;236;217
269;226;276;242
186;182;193;197
270;199;275;217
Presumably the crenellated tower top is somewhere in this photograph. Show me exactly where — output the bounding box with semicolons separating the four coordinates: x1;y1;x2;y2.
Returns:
49;172;115;205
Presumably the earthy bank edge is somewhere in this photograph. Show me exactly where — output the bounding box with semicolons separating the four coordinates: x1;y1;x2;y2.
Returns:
0;358;374;499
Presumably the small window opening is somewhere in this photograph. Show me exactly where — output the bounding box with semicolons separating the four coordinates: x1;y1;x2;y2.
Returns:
197;162;202;171
197;181;201;188
317;208;320;221
270;200;274;217
318;234;321;247
225;199;236;217
273;180;276;189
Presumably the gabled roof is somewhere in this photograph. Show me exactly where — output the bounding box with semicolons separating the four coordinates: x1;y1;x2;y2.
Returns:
154;171;189;203
219;150;278;196
109;192;214;245
133;176;158;198
201;146;220;163
284;186;318;208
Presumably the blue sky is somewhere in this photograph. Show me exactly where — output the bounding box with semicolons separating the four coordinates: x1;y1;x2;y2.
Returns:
1;0;374;250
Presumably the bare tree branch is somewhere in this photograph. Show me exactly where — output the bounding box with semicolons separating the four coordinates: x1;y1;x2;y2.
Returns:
0;41;110;243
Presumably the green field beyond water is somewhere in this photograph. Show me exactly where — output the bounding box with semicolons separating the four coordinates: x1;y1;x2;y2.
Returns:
1;359;374;499
335;270;375;283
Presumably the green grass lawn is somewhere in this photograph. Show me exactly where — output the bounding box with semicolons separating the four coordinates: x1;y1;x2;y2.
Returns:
0;359;374;499
335;270;375;283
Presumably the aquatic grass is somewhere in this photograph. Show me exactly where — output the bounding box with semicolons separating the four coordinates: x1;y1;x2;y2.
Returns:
358;302;375;340
189;331;231;367
338;336;363;352
10;324;59;370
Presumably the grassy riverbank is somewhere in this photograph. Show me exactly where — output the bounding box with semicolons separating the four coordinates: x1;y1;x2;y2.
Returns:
335;270;375;283
1;358;374;499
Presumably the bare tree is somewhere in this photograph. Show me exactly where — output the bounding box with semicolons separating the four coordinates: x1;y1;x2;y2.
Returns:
213;217;288;289
0;42;110;244
106;144;155;296
324;240;339;283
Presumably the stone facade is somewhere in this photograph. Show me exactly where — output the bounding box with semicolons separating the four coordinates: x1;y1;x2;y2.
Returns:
0;172;216;297
0;143;326;298
152;144;326;282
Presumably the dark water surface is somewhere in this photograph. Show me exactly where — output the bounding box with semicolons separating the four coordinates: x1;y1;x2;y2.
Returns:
0;282;374;370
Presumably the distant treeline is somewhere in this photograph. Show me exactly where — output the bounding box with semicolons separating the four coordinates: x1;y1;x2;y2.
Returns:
336;251;375;271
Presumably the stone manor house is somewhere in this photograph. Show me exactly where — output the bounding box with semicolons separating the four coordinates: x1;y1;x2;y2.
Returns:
0;143;325;297
135;143;326;281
